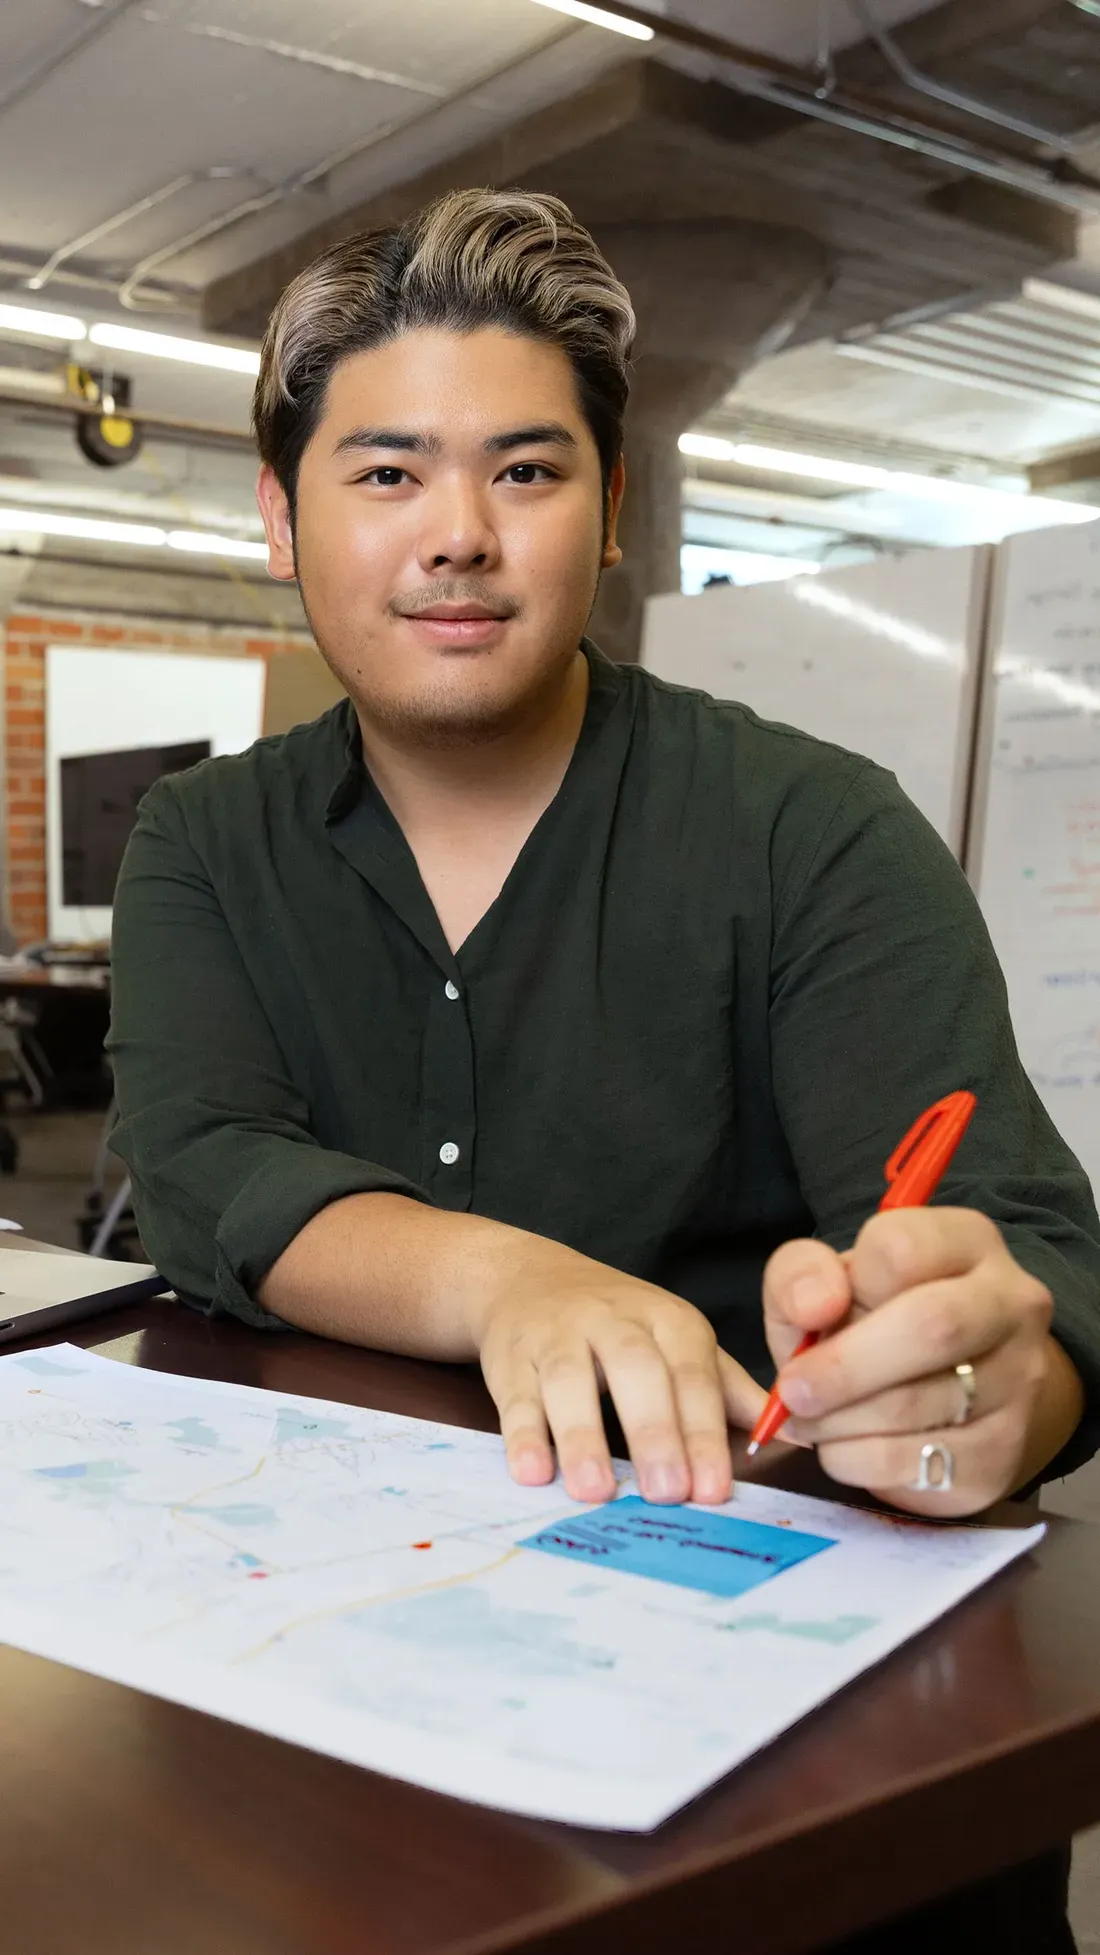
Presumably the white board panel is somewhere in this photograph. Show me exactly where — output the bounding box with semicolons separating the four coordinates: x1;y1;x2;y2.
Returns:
970;524;1100;1190
46;647;266;944
640;546;990;854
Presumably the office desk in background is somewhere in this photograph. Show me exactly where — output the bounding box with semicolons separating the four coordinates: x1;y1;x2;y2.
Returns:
0;959;111;1109
1;1276;1099;1955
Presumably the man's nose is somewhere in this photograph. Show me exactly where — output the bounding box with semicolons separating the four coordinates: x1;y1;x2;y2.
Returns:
416;477;500;573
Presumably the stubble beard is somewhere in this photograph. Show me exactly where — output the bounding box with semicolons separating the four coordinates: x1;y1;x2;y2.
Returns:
299;575;598;753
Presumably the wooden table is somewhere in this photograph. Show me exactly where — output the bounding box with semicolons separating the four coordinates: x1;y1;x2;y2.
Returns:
3;1286;1100;1955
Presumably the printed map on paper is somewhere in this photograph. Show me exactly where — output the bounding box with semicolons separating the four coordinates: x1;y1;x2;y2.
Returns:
0;1344;1042;1830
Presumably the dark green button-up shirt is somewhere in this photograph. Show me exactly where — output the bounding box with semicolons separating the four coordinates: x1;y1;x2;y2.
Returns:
108;643;1100;1477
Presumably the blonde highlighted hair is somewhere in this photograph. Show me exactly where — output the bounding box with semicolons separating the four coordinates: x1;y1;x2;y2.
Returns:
253;187;636;506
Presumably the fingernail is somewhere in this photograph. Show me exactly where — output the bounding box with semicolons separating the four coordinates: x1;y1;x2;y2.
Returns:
694;1464;730;1504
514;1447;549;1484
644;1464;685;1503
576;1460;612;1501
781;1376;817;1416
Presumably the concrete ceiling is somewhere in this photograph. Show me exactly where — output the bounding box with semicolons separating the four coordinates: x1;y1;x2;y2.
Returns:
4;0;1100;612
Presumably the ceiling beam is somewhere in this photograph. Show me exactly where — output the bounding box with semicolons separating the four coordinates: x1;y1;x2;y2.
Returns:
203;63;797;339
1029;445;1100;491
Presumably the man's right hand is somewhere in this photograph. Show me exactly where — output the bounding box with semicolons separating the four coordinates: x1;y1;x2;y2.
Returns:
473;1243;767;1506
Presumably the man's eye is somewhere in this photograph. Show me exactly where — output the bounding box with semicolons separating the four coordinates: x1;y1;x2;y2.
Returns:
360;467;408;487
503;462;554;485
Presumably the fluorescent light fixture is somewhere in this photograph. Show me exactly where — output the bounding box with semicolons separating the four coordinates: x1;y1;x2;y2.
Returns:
0;505;270;558
0;507;166;547
679;433;738;462
682;437;1100;528
528;0;654;38
0;301;85;341
729;444;890;490
87;322;261;375
167;530;268;560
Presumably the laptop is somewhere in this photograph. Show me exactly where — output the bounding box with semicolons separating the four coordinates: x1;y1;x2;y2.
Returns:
0;1246;171;1343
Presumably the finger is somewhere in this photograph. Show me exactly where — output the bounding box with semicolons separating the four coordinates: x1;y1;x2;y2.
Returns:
487;1352;555;1488
717;1349;770;1431
817;1404;1027;1519
651;1317;735;1504
848;1207;1003;1310
590;1321;690;1505
763;1239;852;1368
536;1342;617;1504
778;1268;1013;1422
783;1336;1020;1445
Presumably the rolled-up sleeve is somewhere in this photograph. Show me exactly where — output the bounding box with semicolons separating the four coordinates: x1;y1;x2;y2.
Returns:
769;757;1100;1482
107;780;431;1326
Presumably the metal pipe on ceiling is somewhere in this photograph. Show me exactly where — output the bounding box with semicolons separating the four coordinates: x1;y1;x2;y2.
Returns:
24;171;258;296
117;25;585;310
846;0;1086;156
574;0;1100;218
0;385;254;450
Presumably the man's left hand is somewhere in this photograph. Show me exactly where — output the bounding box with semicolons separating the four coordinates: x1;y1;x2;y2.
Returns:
763;1208;1065;1517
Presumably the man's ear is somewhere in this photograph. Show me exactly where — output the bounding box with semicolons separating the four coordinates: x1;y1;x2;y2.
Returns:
256;465;297;582
602;456;625;569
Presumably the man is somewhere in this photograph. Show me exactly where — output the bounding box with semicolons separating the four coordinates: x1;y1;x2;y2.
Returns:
110;188;1097;1949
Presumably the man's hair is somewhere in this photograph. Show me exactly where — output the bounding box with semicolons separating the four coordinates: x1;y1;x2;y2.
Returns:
253;188;636;511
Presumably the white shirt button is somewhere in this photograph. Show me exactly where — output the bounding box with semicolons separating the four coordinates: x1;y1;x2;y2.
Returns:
444;980;460;1000
438;1141;460;1166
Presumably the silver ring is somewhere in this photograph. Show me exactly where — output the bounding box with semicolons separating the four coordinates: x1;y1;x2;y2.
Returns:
953;1361;977;1426
913;1441;955;1492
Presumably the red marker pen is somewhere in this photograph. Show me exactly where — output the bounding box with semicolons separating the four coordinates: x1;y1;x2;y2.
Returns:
746;1090;978;1457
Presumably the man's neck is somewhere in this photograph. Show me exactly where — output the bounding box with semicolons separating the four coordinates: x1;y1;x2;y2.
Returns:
356;647;591;844
354;648;592;954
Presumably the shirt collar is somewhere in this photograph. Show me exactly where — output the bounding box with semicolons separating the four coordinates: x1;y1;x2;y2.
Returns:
323;637;625;828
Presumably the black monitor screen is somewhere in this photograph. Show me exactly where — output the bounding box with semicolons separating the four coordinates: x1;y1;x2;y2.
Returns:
60;742;211;906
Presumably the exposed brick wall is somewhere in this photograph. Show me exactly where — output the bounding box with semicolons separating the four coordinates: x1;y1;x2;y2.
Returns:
2;610;310;945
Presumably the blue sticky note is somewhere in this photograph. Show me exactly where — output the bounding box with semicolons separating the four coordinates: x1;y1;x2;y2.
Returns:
521;1496;835;1599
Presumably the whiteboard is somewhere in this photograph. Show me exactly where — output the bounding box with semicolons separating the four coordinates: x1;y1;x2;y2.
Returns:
640;545;991;853
969;523;1100;1189
46;647;266;944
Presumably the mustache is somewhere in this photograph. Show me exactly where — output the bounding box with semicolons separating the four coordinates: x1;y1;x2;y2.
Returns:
389;580;521;619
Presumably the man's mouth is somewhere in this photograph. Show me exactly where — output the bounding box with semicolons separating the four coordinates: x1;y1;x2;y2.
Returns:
394;596;516;647
413;602;509;621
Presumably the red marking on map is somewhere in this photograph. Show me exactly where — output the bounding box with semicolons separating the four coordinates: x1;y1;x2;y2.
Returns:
412;1540;433;1551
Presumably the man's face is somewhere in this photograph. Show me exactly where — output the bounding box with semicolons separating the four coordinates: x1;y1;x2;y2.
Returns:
258;326;623;746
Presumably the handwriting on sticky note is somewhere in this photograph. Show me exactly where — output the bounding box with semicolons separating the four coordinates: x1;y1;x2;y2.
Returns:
521;1496;835;1599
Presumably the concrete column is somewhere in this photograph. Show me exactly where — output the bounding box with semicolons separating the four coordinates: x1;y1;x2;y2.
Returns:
587;222;829;664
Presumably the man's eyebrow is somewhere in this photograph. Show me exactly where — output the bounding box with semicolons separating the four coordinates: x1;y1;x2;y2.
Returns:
332;427;442;459
484;423;577;456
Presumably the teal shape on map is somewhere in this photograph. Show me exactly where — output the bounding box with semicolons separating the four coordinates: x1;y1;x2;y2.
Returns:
15;1355;83;1376
273;1408;350;1445
365;1586;616;1676
523;1497;834;1600
167;1417;224;1451
35;1459;135;1493
720;1612;878;1645
191;1502;278;1527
